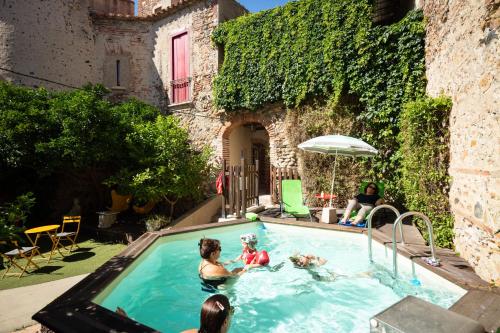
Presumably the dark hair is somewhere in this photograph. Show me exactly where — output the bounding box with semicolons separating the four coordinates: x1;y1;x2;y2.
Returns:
199;238;221;259
365;182;378;194
199;294;230;333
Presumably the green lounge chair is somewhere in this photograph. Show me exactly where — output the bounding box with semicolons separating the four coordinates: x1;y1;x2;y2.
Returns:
281;179;312;222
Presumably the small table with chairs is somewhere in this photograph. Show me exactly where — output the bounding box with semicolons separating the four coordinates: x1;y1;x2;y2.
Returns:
1;216;82;279
24;224;64;263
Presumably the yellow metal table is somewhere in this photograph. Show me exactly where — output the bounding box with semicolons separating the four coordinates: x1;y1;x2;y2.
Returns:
24;225;64;263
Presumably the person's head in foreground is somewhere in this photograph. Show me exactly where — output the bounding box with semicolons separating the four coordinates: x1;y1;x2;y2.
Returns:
240;233;258;251
199;294;234;333
199;238;222;261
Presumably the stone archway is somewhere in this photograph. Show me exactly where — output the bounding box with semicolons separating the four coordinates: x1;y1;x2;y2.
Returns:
220;115;272;194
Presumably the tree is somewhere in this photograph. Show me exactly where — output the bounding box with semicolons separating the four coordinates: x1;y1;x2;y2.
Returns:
105;115;211;219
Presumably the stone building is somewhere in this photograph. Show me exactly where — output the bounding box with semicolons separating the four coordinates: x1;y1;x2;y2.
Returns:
0;0;498;283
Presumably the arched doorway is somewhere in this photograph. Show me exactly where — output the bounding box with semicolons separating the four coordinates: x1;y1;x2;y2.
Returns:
225;122;270;194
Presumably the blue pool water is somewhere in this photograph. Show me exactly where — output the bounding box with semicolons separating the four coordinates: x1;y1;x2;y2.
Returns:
94;223;465;332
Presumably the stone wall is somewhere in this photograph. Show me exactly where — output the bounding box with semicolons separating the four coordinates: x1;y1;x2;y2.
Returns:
90;0;135;15
424;0;500;285
138;0;162;16
219;105;298;168
0;0;98;89
93;18;162;106
138;0;183;16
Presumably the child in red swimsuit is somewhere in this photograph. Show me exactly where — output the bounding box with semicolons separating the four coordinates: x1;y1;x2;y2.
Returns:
230;233;270;269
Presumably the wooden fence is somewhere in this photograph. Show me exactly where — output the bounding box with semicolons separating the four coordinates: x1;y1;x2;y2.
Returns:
270;166;300;204
221;159;259;218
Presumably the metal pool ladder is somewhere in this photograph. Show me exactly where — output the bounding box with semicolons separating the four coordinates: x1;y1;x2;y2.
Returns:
392;212;438;278
366;204;403;263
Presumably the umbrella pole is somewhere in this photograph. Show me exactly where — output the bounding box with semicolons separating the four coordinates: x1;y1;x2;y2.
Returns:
329;150;337;207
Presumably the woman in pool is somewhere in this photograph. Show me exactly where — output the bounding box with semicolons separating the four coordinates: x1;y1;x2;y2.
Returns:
228;233;270;269
182;294;234;333
198;238;245;288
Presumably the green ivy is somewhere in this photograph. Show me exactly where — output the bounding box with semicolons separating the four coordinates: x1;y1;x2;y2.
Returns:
213;1;454;247
213;1;426;194
213;0;372;110
399;96;453;248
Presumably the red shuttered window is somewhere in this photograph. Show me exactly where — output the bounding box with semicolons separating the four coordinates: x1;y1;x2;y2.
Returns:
171;32;190;104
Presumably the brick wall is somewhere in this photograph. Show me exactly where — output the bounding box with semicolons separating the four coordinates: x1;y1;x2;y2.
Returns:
424;0;500;285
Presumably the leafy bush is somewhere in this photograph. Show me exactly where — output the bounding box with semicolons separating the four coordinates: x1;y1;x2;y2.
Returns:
144;214;171;232
0;192;36;240
0;82;209;221
399;96;453;248
105;115;212;219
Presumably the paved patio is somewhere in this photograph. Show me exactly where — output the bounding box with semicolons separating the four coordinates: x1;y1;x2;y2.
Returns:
0;274;88;333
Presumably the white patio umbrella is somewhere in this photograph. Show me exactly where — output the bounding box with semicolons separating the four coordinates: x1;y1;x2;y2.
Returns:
298;135;378;207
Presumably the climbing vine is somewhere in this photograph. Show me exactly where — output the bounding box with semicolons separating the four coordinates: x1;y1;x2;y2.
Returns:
213;1;455;248
213;1;426;196
399;96;453;248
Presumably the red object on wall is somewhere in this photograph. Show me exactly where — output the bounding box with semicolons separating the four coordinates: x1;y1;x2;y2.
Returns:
172;32;189;103
216;171;228;195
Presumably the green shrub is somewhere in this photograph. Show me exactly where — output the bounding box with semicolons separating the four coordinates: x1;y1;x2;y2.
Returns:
105;115;212;219
144;214;171;232
0;82;209;220
399;96;453;248
0;192;36;240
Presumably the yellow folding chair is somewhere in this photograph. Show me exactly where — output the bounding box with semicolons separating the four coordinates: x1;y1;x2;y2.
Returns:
55;216;81;252
1;240;39;279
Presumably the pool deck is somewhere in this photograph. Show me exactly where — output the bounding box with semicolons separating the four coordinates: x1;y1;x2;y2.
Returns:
257;211;500;332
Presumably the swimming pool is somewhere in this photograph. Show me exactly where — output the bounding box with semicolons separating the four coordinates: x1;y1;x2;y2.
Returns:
93;222;466;332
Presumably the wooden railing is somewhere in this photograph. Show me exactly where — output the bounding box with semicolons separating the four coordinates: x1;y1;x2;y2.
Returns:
221;159;259;218
270;166;300;204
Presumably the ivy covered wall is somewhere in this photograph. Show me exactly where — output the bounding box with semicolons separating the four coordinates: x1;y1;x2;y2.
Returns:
213;0;454;248
213;0;425;192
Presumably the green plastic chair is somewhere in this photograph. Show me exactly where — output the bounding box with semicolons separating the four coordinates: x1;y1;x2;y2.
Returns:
281;179;312;222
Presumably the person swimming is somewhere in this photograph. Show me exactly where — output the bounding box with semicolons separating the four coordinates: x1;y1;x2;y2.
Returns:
289;253;344;282
289;254;327;268
289;253;371;282
228;233;270;270
198;238;245;289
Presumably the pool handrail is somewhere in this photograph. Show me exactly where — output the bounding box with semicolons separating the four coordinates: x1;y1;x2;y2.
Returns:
366;204;402;263
392;211;437;278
